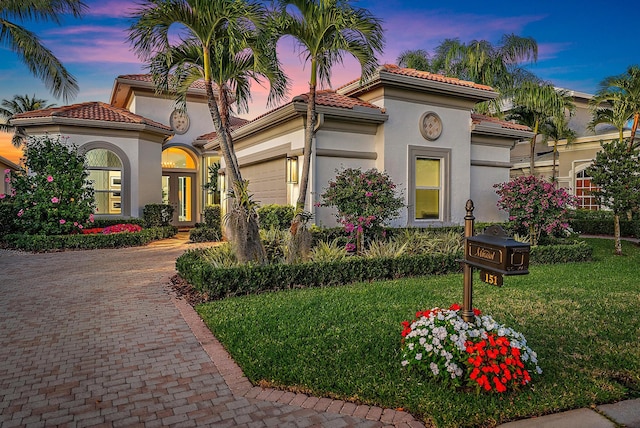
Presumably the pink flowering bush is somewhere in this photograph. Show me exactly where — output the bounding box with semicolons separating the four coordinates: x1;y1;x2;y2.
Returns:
10;135;96;235
494;175;576;245
320;168;404;253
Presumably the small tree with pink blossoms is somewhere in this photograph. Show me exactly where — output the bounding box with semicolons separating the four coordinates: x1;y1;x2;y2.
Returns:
320;168;404;253
494;175;576;246
11;135;95;235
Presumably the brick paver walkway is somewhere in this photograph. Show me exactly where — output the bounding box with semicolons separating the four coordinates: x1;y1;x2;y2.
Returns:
0;235;423;427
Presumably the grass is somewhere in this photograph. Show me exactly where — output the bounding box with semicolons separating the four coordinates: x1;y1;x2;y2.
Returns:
196;238;640;427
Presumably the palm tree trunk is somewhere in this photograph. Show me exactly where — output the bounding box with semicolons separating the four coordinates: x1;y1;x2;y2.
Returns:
614;214;622;255
552;141;558;184
296;78;317;216
627;112;639;152
529;121;539;176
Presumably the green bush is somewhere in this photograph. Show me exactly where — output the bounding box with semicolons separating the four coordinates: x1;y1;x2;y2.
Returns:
2;226;177;252
143;204;174;227
203;205;221;230
529;240;593;264
10;135;95;235
569;209;639;237
257;204;294;230
0;197;18;236
189;227;221;243
176;250;462;300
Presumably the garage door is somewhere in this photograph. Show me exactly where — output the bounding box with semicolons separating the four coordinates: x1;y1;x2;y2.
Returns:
241;158;287;206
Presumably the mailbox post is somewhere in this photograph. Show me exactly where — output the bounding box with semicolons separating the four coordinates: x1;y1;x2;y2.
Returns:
461;199;530;323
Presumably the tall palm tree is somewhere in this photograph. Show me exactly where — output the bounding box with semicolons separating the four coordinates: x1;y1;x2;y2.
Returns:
540;116;576;183
507;81;574;175
0;94;56;146
128;0;287;263
276;0;384;234
395;34;538;115
1;0;86;102
591;65;640;151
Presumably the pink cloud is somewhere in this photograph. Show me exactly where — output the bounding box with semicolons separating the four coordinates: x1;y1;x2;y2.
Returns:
537;42;573;61
86;0;138;18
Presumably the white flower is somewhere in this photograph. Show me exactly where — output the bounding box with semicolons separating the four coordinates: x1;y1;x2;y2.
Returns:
415;353;423;361
430;362;439;376
419;337;426;346
536;366;543;374
401;360;409;367
424;344;433;352
408;343;414;351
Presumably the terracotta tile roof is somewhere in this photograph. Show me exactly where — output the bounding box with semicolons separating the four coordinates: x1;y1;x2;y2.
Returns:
380;64;494;91
195;116;250;142
117;74;210;91
471;114;531;132
12;102;171;131
292;89;381;110
338;64;496;93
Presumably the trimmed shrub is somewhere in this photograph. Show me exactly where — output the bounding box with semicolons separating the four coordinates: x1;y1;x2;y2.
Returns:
257;204;295;230
203;205;221;230
569;209;639;237
529;240;593;264
176;249;462;300
2;226;177;252
143;204;173;227
92;217;146;228
189;227;221;243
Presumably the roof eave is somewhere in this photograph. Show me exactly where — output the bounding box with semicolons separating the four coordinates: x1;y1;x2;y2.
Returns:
472;123;534;139
341;70;498;102
10;116;173;136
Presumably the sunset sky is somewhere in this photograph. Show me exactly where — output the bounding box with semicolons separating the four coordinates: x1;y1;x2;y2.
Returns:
1;0;638;163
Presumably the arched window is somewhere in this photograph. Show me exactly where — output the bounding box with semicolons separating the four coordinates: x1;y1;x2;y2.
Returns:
575;168;600;210
86;148;123;215
162;147;196;169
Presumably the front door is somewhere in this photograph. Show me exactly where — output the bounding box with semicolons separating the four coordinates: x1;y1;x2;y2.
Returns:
162;173;196;227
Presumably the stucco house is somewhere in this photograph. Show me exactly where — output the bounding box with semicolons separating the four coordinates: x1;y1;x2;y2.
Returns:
11;65;532;228
510;89;639;210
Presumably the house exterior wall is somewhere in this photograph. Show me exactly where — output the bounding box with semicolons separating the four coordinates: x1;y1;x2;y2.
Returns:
372;93;473;226
470;143;512;222
14;125;165;218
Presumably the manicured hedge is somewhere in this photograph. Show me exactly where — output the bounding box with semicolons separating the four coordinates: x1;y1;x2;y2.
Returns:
257;204;295;230
529;241;593;264
569;210;640;238
189;227;221;243
2;226;177;252
176;239;592;300
176;250;462;300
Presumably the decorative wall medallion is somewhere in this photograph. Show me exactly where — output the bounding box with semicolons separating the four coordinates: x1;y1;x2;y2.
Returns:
170;109;190;134
419;112;443;141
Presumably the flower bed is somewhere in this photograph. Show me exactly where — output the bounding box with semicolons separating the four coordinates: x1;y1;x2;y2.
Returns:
401;304;541;393
81;223;143;235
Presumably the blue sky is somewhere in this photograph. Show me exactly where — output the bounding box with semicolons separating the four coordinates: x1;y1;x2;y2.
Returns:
1;0;637;122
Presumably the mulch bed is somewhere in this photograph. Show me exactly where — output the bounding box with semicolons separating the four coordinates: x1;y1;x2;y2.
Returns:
168;274;208;306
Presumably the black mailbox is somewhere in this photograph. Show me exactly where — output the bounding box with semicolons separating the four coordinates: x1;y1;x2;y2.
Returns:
465;225;530;275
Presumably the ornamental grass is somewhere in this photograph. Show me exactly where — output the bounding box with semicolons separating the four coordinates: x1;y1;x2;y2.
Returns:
197;238;640;427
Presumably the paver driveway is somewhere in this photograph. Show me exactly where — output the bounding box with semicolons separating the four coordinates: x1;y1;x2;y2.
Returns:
0;236;422;427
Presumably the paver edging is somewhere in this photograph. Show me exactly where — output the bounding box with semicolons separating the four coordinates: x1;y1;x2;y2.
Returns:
171;295;425;427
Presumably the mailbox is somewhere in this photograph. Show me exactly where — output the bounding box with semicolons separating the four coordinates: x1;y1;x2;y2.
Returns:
465;225;530;275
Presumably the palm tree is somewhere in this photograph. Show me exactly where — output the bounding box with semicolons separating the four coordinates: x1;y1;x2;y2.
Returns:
0;94;56;146
276;0;384;239
507;81;574;175
397;49;432;71
128;0;287;263
540;116;576;183
590;65;640;151
1;0;86;102
587;95;632;143
396;34;538;115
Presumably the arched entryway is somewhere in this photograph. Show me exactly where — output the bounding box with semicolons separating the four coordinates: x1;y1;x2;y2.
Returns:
162;147;197;227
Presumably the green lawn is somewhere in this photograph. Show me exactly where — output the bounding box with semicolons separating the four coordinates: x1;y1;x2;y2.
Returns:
196;239;640;427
